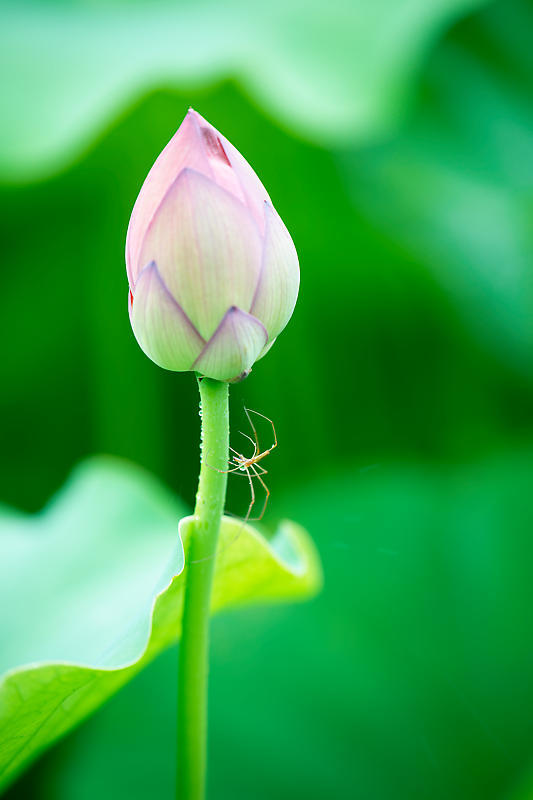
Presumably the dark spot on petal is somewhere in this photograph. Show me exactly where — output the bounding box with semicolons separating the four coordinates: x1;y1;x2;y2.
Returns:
228;369;251;384
201;128;232;167
129;289;134;307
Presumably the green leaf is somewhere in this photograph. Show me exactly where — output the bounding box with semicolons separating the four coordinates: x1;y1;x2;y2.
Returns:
11;446;533;800
0;457;321;791
0;0;489;181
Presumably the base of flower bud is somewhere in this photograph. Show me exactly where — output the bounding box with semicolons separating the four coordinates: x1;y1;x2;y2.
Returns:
227;368;251;384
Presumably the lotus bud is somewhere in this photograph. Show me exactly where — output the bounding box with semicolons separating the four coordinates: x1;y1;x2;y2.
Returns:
126;109;299;382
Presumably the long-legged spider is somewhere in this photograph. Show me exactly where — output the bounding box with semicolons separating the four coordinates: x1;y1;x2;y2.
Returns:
216;407;277;522
191;408;277;564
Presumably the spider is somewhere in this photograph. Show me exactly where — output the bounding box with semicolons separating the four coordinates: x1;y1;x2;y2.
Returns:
219;407;277;522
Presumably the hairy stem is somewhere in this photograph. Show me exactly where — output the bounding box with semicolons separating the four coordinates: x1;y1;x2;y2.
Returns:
177;377;229;800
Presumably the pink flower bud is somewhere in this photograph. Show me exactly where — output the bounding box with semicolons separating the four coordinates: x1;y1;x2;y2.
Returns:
126;109;299;382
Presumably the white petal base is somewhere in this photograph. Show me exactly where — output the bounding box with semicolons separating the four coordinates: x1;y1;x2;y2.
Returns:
130;262;204;371
193;306;267;381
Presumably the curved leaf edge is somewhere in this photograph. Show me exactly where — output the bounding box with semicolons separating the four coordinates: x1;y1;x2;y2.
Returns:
0;514;321;791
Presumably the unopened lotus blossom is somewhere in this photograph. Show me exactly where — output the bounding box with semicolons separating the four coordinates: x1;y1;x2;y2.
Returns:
126;109;299;382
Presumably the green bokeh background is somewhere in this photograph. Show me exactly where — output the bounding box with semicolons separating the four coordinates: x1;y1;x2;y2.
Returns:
2;0;533;797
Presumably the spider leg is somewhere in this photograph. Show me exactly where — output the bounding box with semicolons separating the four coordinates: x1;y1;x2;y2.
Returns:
229;451;247;468
238;430;257;457
205;460;245;475
247;464;270;521
243;406;260;453
245;407;277;451
225;464;266;478
243;465;255;523
252;464;268;475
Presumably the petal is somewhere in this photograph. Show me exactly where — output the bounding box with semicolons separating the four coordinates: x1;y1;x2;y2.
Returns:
138;169;263;340
126;108;271;285
127;111;211;286
193;306;267;382
130;262;205;371
256;336;277;361
250;203;300;339
188;110;248;208
190;110;271;233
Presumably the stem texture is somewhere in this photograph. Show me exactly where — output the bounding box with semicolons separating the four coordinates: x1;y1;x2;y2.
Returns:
177;377;229;800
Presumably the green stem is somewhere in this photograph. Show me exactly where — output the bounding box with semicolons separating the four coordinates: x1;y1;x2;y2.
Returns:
177;377;229;800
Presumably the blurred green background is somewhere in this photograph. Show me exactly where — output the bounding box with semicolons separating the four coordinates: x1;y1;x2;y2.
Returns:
2;0;533;797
